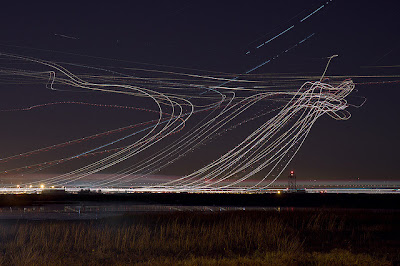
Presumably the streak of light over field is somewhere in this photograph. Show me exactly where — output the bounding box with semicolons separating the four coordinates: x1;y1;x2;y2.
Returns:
0;52;357;192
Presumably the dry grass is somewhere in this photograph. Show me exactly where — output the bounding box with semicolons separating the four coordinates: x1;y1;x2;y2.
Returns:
0;210;397;265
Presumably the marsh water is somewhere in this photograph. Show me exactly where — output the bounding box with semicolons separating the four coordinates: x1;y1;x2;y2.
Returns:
0;203;280;220
0;202;398;220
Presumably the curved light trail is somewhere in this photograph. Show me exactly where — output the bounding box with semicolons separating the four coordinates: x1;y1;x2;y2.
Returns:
0;52;357;192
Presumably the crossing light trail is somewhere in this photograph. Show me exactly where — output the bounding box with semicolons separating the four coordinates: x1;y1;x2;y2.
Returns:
246;0;333;55
0;52;358;192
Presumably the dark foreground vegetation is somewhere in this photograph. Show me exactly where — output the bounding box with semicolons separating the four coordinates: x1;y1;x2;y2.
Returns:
0;210;399;265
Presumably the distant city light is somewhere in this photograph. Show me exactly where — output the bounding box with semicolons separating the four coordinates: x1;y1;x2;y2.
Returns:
40;184;45;189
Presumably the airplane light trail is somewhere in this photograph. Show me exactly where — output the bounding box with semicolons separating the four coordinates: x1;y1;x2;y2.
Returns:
246;0;332;55
256;25;295;49
0;51;359;192
54;33;79;40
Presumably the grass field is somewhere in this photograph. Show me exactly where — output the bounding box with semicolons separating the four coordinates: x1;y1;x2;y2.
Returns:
0;210;399;265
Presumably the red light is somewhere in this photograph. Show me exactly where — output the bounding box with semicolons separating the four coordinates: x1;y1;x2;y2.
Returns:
290;171;294;174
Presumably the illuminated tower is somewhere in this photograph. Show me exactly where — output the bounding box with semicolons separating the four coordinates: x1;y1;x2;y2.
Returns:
288;170;297;192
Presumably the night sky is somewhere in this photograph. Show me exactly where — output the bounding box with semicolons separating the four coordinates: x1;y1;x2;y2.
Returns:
0;0;399;183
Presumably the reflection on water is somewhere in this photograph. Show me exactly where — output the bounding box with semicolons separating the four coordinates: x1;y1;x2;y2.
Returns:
0;203;398;220
0;203;266;220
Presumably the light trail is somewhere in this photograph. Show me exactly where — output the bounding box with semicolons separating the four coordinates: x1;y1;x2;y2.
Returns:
0;51;359;192
246;1;332;55
300;4;326;22
256;25;295;49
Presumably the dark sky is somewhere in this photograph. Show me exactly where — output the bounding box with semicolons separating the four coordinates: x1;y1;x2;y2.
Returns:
0;0;399;181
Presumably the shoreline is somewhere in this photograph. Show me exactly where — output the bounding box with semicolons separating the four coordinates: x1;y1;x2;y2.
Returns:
1;192;400;209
